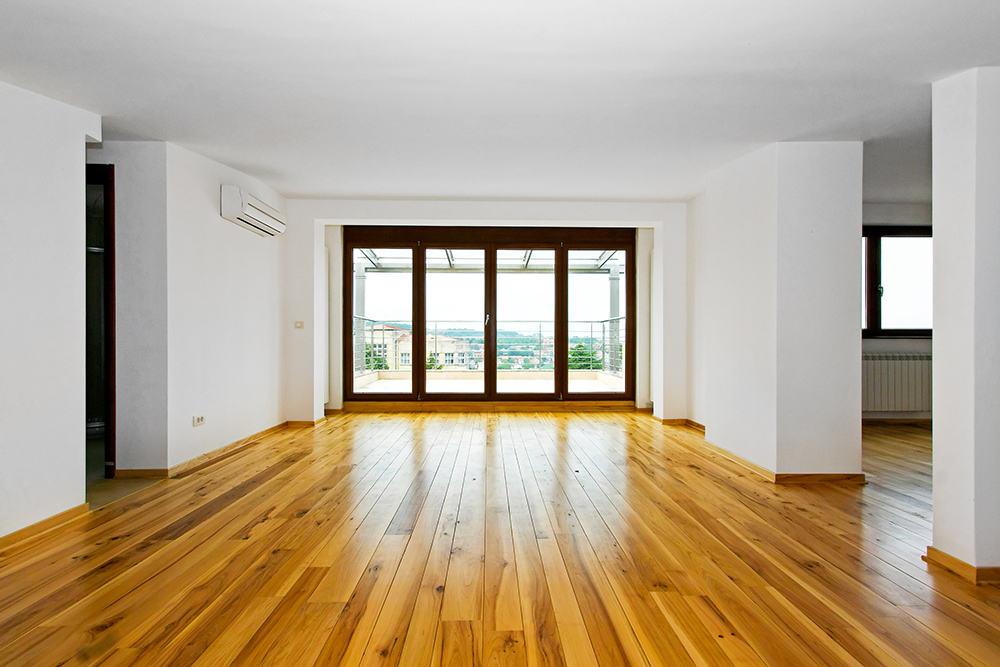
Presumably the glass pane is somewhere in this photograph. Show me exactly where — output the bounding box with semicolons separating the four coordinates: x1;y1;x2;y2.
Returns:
569;250;626;393
496;249;555;394
426;248;485;394
352;248;413;394
881;237;932;329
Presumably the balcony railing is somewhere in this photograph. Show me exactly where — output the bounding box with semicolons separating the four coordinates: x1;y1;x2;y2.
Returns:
353;316;624;378
568;316;625;375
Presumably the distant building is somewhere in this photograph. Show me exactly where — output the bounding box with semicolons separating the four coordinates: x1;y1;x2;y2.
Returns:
362;324;474;370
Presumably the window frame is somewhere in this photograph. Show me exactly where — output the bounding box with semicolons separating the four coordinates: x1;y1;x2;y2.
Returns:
862;225;932;339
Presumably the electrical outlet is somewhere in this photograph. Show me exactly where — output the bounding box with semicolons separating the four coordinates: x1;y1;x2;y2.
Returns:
192;415;205;427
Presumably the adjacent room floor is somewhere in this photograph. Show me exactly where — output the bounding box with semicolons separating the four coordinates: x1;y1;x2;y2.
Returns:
85;436;159;509
2;413;994;667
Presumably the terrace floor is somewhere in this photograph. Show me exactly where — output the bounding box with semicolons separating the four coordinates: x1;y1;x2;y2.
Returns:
356;377;626;394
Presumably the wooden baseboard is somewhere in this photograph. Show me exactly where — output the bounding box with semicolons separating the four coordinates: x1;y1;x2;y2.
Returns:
658;417;706;432
924;547;1000;585
685;419;706;433
0;503;89;550
658;418;702;429
169;421;289;478
289;412;343;427
693;439;865;484
863;418;932;426
325;408;344;416
114;469;168;479
774;473;866;484
342;401;637;413
696;439;778;482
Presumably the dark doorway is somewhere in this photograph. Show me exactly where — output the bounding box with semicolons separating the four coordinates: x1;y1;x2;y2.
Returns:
86;165;115;478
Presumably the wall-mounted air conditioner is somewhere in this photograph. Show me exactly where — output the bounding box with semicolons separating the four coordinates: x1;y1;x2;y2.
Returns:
220;185;286;237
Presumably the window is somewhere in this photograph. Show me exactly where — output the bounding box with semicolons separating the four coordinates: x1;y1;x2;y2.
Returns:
863;226;932;338
343;226;635;401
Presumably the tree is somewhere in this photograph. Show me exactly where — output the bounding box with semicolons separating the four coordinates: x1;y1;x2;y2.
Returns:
568;343;599;370
365;344;388;370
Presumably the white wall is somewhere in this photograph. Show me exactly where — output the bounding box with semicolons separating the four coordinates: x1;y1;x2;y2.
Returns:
85;141;287;471
1;82;101;537
285;199;686;420
164;144;286;468
86;142;169;470
689;142;862;475
932;67;1000;568
686;193;708;425
635;229;653;410
284;202;325;421
862;202;931;226
650;216;688;419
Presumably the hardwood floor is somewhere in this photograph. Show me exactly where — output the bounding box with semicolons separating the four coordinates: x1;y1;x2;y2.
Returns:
1;413;997;666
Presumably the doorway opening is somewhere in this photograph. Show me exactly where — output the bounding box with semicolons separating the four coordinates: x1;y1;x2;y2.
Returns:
86;165;115;481
343;226;635;402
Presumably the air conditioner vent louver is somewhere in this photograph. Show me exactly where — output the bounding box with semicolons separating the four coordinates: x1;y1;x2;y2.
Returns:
220;185;286;237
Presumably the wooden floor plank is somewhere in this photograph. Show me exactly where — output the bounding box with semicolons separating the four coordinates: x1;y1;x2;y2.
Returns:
396;417;473;665
440;416;488;622
311;534;409;667
358;434;462;666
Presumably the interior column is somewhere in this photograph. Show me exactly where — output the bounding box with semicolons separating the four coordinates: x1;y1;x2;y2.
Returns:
930;66;1000;582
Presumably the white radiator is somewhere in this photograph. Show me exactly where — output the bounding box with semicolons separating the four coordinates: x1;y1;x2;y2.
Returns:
862;353;932;412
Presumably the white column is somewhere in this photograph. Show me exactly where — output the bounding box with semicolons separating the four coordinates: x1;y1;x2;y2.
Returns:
696;142;862;475
932;67;1000;571
774;143;863;475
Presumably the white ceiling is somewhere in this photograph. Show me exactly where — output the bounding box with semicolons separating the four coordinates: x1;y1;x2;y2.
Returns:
2;1;998;201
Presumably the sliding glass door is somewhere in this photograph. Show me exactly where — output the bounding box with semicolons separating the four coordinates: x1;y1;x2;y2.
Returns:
343;227;635;402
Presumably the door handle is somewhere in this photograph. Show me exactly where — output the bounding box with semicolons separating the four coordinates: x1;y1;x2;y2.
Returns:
485;314;489;326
